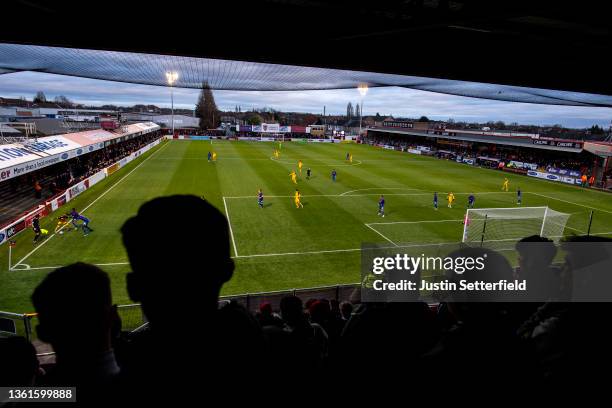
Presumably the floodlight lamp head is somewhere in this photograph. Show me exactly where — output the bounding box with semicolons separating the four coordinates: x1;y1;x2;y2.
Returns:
166;71;179;85
357;83;369;97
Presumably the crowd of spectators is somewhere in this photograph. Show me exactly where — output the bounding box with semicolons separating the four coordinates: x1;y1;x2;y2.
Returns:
1;194;610;403
362;132;596;174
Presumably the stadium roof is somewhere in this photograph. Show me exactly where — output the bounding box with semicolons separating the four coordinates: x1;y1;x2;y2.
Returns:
1;43;611;108
2;0;611;97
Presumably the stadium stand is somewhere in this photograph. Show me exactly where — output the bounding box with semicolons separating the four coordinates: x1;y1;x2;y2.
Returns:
0;131;162;226
362;131;608;188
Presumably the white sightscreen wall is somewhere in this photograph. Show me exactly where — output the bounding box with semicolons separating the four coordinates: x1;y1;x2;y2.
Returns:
462;206;570;245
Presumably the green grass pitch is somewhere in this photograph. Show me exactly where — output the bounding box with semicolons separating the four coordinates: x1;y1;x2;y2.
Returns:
1;139;611;312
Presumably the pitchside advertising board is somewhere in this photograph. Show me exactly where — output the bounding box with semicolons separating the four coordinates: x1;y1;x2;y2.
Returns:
0;139;162;246
508;161;538;171
547;167;581;178
237;124;291;133
527;170;581;185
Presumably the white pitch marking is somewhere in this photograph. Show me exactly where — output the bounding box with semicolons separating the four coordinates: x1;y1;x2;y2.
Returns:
564;225;586;234
94;262;130;267
340;187;424;196
11;141;171;270
368;219;462;226
528;192;612;215
233;247;363;258
223;196;239;257
22;229;609;271
153;157;272;160
223;191;515;199
365;224;399;247
270;156;362;167
11;265;59;271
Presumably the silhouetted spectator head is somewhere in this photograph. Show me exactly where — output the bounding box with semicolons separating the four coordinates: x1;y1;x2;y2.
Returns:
280;295;304;326
515;235;559;300
340;301;353;320
259;302;273;316
309;300;331;325
121;195;234;327
304;298;318;311
444;247;514;320
516;235;557;272
0;336;39;386
32;263;116;358
560;235;612;301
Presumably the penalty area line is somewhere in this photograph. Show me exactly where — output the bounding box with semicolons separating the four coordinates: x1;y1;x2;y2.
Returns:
223;196;239;257
364;224;399;247
368;219;462;226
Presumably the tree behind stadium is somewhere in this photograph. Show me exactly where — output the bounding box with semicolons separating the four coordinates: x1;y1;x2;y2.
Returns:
196;81;220;130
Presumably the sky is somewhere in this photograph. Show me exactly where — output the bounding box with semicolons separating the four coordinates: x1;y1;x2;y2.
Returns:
1;71;610;129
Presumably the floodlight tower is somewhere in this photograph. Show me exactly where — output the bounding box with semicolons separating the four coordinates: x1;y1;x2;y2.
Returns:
358;83;368;136
166;71;179;136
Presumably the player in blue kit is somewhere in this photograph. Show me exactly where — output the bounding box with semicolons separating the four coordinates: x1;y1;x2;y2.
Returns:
331;169;337;182
70;208;93;235
517;187;522;205
258;189;264;208
468;194;475;208
207;151;212;162
377;195;385;217
433;192;438;210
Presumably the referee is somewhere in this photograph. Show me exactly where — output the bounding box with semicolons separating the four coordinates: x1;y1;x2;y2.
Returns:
32;214;42;244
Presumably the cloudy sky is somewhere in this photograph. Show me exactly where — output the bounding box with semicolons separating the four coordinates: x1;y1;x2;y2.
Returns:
1;71;610;128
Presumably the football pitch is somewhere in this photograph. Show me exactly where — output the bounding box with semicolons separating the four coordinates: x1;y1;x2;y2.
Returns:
1;139;612;312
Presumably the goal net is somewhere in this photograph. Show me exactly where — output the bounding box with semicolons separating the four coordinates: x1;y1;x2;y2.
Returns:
462;206;570;247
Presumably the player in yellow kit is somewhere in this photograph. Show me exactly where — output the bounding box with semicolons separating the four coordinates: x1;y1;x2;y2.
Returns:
298;160;303;173
447;192;455;208
349;153;353;163
502;177;509;192
274;149;280;159
212;152;217;162
55;214;71;234
289;170;297;184
294;189;304;208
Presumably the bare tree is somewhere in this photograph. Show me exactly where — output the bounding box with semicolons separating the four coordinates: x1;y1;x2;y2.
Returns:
195;81;220;130
33;91;47;103
346;102;354;119
54;95;73;107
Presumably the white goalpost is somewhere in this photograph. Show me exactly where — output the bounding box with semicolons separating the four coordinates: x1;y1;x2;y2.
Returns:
462;206;570;247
